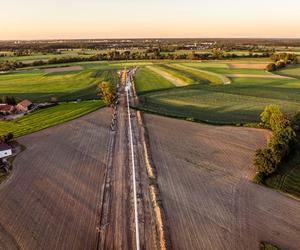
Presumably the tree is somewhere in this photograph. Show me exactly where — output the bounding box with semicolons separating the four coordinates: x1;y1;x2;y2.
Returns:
254;148;278;174
99;82;117;106
266;63;276;72
254;105;296;180
1;96;16;105
0;132;14;144
260;105;287;132
253;172;266;184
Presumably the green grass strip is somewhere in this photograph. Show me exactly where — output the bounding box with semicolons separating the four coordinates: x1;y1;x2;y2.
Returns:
0;100;104;137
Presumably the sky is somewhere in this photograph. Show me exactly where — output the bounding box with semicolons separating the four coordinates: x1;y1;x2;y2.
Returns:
1;0;300;40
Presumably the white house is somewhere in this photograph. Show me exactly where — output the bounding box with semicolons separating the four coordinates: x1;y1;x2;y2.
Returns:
0;143;12;159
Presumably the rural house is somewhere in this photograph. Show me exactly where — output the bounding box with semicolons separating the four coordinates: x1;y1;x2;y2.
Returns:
0;143;12;159
16;100;33;113
0;104;15;115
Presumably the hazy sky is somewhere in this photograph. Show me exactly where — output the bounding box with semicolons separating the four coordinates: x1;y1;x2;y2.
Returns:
1;0;300;39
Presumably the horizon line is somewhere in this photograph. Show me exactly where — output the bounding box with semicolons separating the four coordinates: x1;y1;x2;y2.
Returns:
1;37;300;42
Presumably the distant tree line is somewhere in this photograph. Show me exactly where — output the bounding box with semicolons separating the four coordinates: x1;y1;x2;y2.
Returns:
253;105;296;184
0;61;25;71
1;38;300;52
266;53;300;72
0;50;271;72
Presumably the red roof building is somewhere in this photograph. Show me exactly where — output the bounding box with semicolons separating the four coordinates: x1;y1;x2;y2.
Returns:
16;100;33;112
0;104;15;114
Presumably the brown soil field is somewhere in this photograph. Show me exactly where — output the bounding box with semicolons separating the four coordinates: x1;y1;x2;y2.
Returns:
147;66;188;86
228;63;268;69
0;108;111;250
44;66;83;73
145;114;300;250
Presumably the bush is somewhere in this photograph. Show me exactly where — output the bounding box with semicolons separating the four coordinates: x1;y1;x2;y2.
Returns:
0;132;14;144
260;242;280;250
266;63;276;72
253;172;266;184
254;148;278;174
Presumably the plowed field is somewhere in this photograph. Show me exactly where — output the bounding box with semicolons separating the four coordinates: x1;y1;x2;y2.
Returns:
145;114;300;250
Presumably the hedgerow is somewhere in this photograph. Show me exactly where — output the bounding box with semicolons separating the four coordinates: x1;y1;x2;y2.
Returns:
253;105;296;183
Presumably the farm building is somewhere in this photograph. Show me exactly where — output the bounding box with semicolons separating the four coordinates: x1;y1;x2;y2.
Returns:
0;143;12;159
0;104;15;115
16;100;33;113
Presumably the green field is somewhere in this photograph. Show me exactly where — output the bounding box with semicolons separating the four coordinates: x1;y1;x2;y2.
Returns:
155;65;195;84
167;64;231;84
0;49;99;62
138;84;300;124
182;62;269;75
136;62;300;124
276;65;300;78
0;101;104;137
265;142;300;198
134;67;175;94
0;66;119;102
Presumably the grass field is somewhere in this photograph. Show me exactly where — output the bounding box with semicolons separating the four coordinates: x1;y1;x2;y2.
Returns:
0;49;99;62
265;142;300;198
152;65;195;84
155;64;208;84
168;64;231;84
134;67;175;94
183;62;269;75
0;100;104;137
276;65;300;78
135;60;300;124
0;66;119;102
138;83;300;124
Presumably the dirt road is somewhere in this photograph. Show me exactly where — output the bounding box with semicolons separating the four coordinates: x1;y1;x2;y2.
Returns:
98;69;159;250
0;108;111;249
145;114;300;250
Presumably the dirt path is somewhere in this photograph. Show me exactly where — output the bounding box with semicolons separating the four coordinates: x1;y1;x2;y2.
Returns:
0;108;111;250
145;114;300;250
226;73;294;79
147;66;188;87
